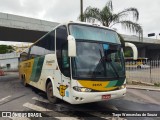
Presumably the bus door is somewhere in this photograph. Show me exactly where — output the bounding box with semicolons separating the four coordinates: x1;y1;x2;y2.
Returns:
55;44;71;102
60;44;71;102
54;66;63;100
56;26;71;102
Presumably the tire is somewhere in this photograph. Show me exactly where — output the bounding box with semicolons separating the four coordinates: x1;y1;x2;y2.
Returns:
46;82;58;103
21;75;28;87
137;65;141;69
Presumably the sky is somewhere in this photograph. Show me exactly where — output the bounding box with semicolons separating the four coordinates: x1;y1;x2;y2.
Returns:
0;0;160;45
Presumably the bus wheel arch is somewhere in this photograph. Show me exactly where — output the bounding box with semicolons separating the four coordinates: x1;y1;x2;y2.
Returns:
46;78;58;103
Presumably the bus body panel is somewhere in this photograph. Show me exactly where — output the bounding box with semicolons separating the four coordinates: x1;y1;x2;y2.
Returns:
70;88;126;104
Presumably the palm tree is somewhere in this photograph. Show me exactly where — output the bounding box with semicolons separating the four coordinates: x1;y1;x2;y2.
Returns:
80;0;143;42
0;45;15;54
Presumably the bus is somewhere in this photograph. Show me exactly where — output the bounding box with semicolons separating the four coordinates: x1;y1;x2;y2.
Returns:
125;57;150;69
19;21;137;104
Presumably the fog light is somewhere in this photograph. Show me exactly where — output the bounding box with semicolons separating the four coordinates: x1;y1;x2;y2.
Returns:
75;97;79;100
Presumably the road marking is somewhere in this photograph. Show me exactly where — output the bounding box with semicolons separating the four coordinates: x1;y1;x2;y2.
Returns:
0;95;11;102
23;102;80;119
32;97;49;103
23;102;52;111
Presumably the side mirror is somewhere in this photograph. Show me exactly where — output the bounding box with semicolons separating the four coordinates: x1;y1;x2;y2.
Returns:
67;35;76;57
125;42;138;60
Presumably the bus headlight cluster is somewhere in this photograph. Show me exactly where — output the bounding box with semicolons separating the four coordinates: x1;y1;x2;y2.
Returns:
119;84;126;89
73;86;92;92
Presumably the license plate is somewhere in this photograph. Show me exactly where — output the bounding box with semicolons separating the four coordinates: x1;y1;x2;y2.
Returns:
102;94;111;100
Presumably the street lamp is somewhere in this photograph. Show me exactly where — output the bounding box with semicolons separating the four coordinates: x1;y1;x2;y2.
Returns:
148;33;160;39
80;0;83;22
148;33;155;37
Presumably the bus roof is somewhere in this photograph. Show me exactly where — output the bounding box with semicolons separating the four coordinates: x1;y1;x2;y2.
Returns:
59;21;116;32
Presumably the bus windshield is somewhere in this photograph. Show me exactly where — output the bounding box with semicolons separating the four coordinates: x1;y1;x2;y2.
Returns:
69;24;125;80
69;24;121;44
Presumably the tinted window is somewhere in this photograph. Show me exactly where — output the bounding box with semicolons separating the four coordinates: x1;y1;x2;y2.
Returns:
30;30;55;59
56;26;70;77
69;24;120;44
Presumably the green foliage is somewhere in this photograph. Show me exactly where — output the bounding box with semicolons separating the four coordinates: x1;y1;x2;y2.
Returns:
0;45;15;54
79;0;143;39
124;50;132;57
154;82;160;87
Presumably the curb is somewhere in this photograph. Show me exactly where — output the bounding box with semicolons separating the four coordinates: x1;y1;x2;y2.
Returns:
127;85;160;92
131;80;154;86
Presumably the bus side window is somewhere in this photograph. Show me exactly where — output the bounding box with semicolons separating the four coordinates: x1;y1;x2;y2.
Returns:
29;30;55;59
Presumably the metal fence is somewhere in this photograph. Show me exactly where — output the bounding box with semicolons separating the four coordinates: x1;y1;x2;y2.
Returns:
126;60;160;84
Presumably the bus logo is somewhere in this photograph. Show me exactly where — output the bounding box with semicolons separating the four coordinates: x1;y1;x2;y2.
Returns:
92;84;102;86
57;85;68;97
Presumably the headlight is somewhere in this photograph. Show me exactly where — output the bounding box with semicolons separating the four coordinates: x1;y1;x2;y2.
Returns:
119;84;126;89
73;86;92;92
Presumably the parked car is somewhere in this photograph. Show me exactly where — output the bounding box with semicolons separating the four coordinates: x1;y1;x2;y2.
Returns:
0;69;4;76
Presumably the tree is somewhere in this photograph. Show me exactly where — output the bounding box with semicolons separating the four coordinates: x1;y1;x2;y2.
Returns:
79;0;143;44
0;45;15;54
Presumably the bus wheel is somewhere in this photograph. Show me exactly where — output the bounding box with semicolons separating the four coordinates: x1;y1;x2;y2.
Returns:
46;82;58;103
22;75;28;87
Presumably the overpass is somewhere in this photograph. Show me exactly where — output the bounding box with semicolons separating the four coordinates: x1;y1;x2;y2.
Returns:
0;12;59;43
0;12;160;59
123;34;160;60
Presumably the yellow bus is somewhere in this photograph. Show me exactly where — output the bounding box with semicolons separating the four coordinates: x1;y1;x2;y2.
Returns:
125;57;149;69
19;22;137;104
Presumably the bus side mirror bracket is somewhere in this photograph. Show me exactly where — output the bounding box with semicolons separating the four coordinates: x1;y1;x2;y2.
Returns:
125;42;138;60
67;35;76;57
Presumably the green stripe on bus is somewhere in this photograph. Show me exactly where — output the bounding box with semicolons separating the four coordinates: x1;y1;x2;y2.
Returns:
30;56;44;82
115;79;125;86
105;80;118;88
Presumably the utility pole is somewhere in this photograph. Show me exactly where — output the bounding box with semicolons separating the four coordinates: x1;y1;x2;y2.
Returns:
80;0;83;22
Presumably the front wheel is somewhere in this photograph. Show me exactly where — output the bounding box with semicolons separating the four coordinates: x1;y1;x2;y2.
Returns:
46;82;58;103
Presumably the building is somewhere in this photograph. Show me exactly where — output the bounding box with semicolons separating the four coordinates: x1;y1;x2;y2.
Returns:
0;52;19;71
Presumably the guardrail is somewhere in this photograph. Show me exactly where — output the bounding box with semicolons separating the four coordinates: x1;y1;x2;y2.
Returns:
126;60;160;84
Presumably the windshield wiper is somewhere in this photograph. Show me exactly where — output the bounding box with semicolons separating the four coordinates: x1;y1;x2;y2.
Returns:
109;62;120;78
91;49;106;78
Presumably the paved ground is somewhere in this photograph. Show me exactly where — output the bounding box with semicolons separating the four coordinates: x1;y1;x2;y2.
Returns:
0;72;160;120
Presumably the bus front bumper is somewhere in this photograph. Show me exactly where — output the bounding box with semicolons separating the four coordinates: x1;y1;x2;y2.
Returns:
70;88;126;104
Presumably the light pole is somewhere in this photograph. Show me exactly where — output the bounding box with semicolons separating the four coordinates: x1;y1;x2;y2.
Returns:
80;0;83;22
